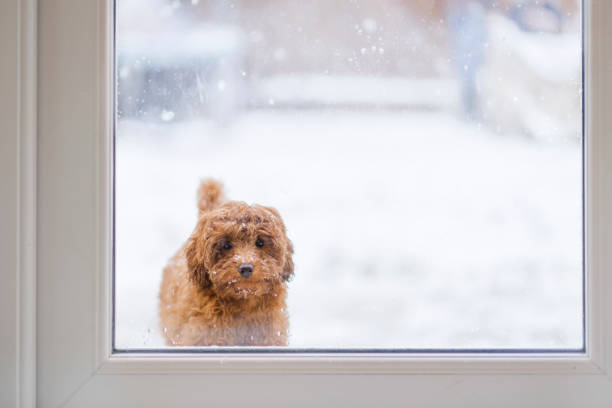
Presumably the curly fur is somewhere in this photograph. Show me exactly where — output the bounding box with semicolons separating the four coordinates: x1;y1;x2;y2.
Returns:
159;179;294;346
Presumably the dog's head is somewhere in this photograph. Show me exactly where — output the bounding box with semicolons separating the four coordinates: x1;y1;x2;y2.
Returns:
185;201;294;300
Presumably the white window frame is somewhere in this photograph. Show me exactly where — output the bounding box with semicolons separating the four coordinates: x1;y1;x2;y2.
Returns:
2;0;612;406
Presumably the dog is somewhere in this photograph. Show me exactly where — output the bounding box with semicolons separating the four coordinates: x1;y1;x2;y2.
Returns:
159;180;294;346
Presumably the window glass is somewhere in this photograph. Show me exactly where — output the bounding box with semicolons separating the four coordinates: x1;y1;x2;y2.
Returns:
115;0;583;350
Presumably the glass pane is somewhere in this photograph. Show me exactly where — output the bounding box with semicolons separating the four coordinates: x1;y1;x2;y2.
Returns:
114;0;583;350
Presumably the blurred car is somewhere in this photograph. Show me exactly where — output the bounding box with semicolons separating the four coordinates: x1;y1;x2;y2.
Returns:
117;24;245;123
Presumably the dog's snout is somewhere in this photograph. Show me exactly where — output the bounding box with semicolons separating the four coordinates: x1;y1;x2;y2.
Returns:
238;263;254;278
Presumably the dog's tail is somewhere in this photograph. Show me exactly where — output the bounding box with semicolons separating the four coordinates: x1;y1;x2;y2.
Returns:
196;179;224;214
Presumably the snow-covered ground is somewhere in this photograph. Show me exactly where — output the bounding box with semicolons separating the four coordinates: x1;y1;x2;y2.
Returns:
115;109;582;350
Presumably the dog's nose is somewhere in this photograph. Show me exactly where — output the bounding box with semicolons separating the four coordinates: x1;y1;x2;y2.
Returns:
238;263;254;278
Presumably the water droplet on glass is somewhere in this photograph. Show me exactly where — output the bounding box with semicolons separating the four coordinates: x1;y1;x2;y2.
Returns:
160;110;175;122
361;18;377;33
119;66;130;79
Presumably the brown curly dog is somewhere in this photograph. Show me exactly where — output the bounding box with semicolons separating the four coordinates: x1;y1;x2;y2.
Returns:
159;179;294;346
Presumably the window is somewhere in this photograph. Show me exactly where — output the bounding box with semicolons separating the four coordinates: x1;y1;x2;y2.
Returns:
115;0;582;351
4;0;612;406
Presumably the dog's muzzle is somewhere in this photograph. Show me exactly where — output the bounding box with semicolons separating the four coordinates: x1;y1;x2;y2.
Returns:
238;263;253;278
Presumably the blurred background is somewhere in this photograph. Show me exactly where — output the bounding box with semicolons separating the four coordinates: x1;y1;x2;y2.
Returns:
114;0;583;349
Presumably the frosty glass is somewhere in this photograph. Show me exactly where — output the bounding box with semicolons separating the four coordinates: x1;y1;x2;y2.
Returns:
115;0;582;350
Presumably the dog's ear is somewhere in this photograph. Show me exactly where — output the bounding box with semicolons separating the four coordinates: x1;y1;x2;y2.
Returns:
281;239;294;282
262;206;295;282
185;222;212;288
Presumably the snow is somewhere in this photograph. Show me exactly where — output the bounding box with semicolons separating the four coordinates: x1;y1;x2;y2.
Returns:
160;110;175;122
487;14;580;82
255;75;459;110
115;109;582;350
480;14;581;142
117;25;244;64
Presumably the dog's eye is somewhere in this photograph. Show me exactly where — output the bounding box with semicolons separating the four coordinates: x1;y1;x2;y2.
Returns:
255;238;264;248
222;241;233;250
